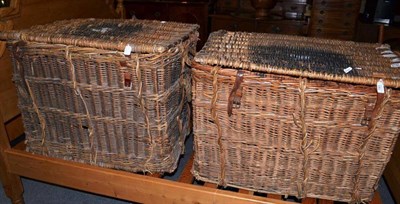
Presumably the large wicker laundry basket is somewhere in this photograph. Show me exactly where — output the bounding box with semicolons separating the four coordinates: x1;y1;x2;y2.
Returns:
191;30;400;202
0;19;198;173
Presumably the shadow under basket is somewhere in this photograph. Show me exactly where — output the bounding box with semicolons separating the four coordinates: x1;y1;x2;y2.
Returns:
191;30;400;203
1;18;199;173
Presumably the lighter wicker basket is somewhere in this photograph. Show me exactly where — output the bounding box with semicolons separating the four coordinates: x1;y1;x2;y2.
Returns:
1;19;199;173
191;30;400;202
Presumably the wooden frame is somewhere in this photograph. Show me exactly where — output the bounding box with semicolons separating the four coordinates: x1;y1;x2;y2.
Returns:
0;20;13;58
0;0;19;58
0;107;288;204
0;106;385;204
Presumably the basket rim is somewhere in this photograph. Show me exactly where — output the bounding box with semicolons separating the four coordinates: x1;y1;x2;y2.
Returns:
194;30;400;88
0;18;199;54
192;62;400;88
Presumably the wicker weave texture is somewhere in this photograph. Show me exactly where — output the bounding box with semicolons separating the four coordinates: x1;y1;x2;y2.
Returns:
1;19;199;53
195;30;400;88
6;19;198;173
191;31;400;202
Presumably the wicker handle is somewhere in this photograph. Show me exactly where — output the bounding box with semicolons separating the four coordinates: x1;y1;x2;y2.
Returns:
227;70;244;117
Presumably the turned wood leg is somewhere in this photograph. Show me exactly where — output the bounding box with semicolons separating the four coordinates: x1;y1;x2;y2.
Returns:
0;110;24;204
1;174;24;204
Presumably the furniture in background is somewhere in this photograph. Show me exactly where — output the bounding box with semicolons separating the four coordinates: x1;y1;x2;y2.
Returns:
308;0;361;40
123;0;210;49
123;0;364;43
211;0;362;40
210;0;309;36
356;21;400;44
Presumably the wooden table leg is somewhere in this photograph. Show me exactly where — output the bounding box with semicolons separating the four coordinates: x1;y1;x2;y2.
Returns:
0;110;24;204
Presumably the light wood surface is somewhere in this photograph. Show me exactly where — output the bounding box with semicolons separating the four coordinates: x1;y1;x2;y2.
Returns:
5;149;292;204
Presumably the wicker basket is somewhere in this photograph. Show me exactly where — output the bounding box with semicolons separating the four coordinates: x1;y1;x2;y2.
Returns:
0;19;199;173
191;30;400;202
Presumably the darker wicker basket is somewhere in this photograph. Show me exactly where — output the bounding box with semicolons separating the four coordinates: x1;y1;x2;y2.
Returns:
1;19;199;173
191;30;400;202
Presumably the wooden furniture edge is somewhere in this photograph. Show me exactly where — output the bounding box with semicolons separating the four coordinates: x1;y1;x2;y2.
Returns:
0;0;20;19
5;149;292;204
0;20;13;58
0;104;24;204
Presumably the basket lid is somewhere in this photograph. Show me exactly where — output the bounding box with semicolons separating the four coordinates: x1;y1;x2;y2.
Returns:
0;18;199;54
194;30;400;88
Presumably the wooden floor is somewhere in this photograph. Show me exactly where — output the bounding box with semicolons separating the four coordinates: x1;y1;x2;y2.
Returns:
1;143;384;204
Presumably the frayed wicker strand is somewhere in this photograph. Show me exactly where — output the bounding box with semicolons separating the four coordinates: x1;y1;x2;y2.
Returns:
25;80;48;155
135;53;155;173
293;78;321;198
66;46;97;164
210;66;226;187
177;43;189;152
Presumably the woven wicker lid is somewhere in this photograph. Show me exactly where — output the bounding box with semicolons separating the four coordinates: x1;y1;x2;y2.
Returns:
0;18;199;54
195;30;400;88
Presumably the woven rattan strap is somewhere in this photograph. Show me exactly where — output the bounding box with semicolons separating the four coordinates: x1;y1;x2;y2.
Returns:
0;19;199;54
195;30;400;88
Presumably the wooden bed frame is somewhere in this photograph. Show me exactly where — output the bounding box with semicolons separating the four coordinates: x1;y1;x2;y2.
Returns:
0;108;384;204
